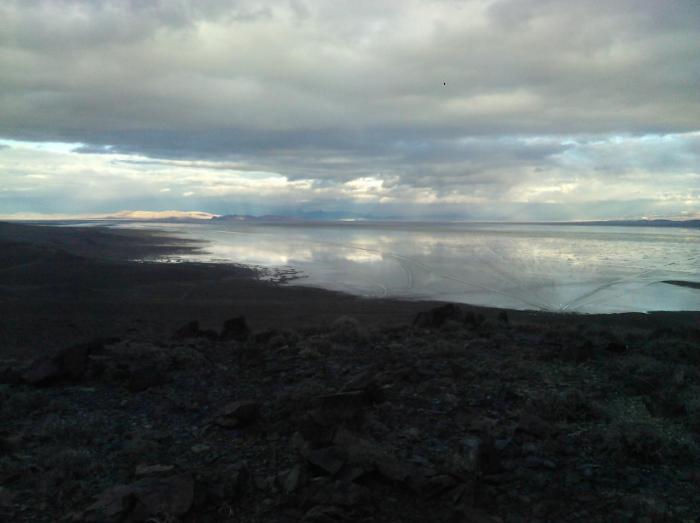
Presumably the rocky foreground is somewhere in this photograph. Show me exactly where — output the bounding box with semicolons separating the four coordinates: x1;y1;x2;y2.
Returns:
1;304;700;522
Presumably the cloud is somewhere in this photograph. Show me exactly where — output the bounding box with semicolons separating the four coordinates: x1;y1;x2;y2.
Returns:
0;0;699;219
1;132;698;220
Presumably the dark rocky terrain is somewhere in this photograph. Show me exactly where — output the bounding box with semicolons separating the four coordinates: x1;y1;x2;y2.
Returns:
1;221;699;522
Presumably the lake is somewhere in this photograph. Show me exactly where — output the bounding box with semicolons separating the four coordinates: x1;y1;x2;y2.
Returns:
124;221;700;313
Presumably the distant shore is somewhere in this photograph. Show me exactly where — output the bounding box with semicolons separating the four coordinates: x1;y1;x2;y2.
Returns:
3;213;699;229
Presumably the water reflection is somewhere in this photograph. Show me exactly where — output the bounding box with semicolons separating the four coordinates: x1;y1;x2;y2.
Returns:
138;222;700;313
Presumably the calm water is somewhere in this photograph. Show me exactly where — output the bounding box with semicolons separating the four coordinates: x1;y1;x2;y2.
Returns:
126;221;700;313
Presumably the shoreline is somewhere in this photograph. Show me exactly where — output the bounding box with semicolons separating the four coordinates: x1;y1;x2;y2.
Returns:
124;220;700;316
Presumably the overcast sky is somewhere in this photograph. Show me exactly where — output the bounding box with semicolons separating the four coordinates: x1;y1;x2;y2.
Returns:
1;0;699;220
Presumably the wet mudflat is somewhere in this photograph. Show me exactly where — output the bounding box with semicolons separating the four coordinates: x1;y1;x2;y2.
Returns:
143;221;700;313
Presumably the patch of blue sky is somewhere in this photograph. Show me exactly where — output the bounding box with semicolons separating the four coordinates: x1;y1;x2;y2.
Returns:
0;138;86;154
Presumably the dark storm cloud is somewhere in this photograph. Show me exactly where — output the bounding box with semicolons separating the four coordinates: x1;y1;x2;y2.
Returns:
2;1;699;138
68;127;573;197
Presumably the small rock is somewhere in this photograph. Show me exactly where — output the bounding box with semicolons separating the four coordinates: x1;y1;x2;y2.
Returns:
329;316;367;344
308;447;346;475
0;486;15;508
213;400;260;428
127;364;168;392
516;413;553;438
423;474;461;500
524;456;557;469
605;341;627;354
134;464;175;476
461;436;483;474
451;435;500;476
219;316;250;341
576;464;600;478
318;391;368;422
298;415;337;446
283;465;304;494
301;504;347;522
0;366;22;385
403;427;420;440
0;432;23;453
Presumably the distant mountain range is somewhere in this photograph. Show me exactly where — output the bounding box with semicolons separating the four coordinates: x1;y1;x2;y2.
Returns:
2;210;699;228
560;219;700;229
103;210;220;221
212;210;374;222
214;215;700;228
0;210;220;221
212;210;484;222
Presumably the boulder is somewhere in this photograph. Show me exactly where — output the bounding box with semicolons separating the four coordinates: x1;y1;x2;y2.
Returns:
193;463;249;506
413;304;484;329
0;365;22;385
173;320;202;340
220;316;250;341
298;415;338;447
516;413;554;438
331;429;419;487
74;474;194;522
318;391;368;423
57;343;91;380
340;370;387;404
300;427;420;488
413;304;465;329
308;447;346;475
21;358;61;385
423;474;461;500
22;341;98;385
127;364;169;392
173;321;218;341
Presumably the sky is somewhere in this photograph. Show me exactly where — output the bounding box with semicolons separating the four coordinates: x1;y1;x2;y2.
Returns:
1;0;699;221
